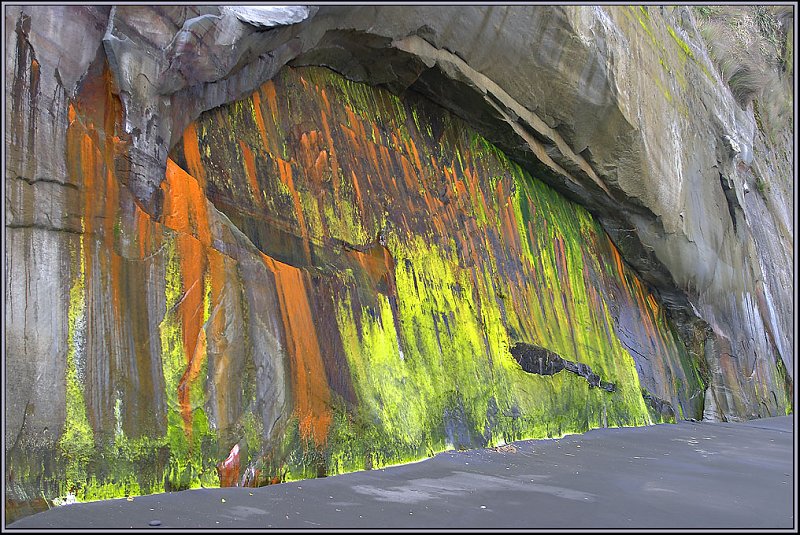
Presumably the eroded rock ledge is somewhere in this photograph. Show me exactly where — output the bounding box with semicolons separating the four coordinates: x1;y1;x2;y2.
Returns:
510;343;617;393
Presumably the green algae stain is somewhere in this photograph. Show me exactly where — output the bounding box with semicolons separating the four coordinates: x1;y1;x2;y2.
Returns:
667;26;694;60
158;236;219;491
55;237;173;505
59;236;95;498
169;64;708;488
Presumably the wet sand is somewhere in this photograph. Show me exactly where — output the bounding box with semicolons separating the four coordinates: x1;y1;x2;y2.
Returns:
6;416;795;530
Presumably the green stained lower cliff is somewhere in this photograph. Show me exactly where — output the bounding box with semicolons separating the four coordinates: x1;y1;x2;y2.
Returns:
9;64;704;512
60;237;94;494
166;65;701;480
158;236;219;491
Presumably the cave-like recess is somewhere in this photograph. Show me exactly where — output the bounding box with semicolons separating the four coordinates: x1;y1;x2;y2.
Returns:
9;64;705;513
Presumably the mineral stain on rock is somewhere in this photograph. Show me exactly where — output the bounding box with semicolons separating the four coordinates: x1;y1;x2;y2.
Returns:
5;62;708;514
161;65;705;481
5;4;792;523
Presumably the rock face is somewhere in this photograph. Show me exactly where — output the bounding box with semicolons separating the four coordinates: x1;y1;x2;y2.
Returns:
4;4;792;521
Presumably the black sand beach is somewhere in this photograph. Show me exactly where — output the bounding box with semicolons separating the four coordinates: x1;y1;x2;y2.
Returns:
7;416;795;530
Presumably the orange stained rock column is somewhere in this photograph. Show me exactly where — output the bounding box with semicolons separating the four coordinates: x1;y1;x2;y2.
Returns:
263;255;332;447
161;158;214;435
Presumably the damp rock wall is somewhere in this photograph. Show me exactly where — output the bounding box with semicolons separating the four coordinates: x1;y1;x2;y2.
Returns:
4;4;793;521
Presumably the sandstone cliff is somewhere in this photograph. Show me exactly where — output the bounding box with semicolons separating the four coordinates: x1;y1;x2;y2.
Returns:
4;5;793;521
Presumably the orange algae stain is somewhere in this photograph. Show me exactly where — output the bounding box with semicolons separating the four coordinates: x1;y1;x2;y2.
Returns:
160;158;216;435
174;232;207;433
261;80;280;121
300;131;325;181
177;234;206;361
400;154;418;191
429;154;440;175
454;178;468;199
262;255;332;447
494;176;506;207
217;444;241;488
463;167;480;205
378;145;395;190
609;240;627;282
313;151;329;187
637;294;660;348
239;140;262;204
344;106;360;131
406;138;424;175
646;292;659;314
275;157;312;262
79;133;98;236
297;135;315;182
161;159;211;246
351;171;366;218
318;98;341;196
276;159;304;226
182;123;207;190
65;60;133;336
134;203;155;258
104;168;124;330
348;245;395;294
319;87;331;113
252;89;282;158
502;203;520;253
366;141;382;181
251;91;270;149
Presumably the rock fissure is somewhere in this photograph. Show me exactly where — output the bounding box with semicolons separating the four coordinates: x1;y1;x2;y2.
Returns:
13;176;79;190
510;343;616;393
5;223;83;235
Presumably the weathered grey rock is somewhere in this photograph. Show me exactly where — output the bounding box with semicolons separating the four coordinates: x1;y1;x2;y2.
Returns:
4;228;73;449
222;6;317;29
299;6;791;420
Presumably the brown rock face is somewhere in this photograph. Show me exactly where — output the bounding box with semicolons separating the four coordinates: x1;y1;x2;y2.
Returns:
4;4;792;522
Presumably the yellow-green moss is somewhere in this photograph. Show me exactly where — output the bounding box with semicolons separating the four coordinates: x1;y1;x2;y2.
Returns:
158;236;219;491
58;237;95;498
163;64;706;491
667;25;695;59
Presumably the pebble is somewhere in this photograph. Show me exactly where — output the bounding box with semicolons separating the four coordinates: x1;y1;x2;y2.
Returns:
148;520;161;527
